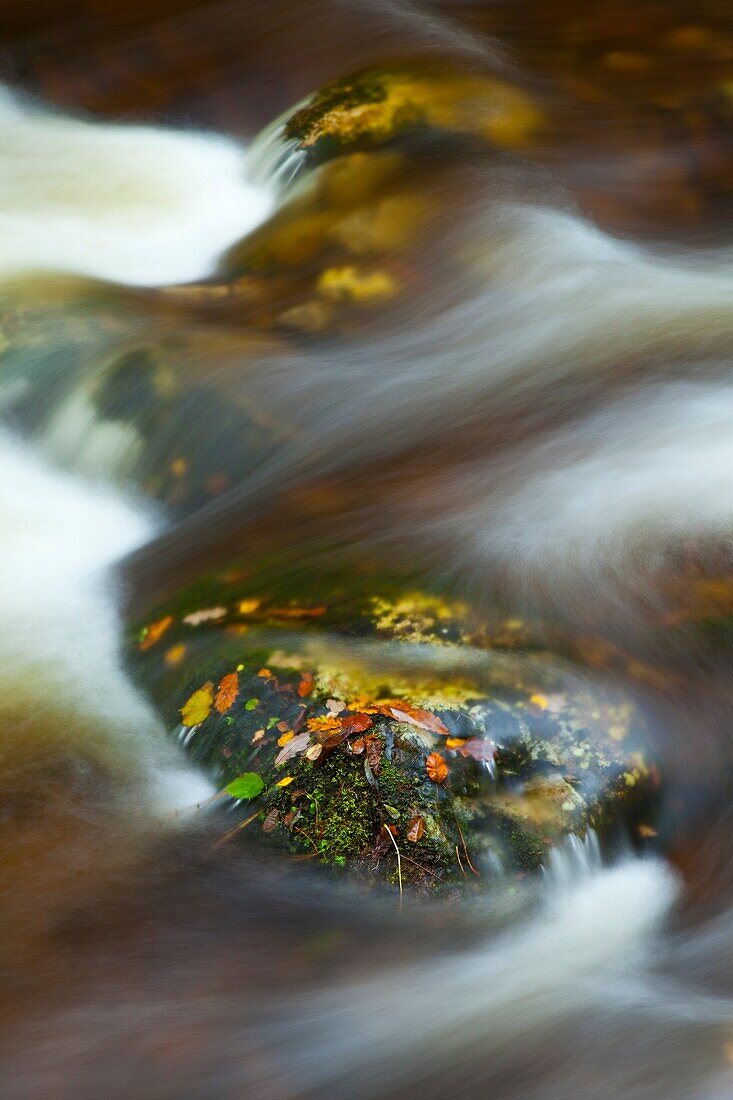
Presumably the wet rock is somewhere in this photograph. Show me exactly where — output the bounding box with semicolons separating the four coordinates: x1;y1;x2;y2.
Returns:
131;569;661;895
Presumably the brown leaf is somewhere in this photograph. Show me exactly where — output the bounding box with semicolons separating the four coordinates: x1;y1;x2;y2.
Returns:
406;815;425;842
426;751;448;783
459;737;496;763
297;672;315;698
140;615;173;651
350;737;366;755
262;809;280;833
214;672;239;714
364;735;382;775
379;700;449;736
274;731;310;765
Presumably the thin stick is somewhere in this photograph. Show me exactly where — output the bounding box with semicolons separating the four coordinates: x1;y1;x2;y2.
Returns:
296;827;321;856
212;809;261;848
454;809;480;876
169;789;227;820
399;851;445;881
455;843;467;876
384;827;403;910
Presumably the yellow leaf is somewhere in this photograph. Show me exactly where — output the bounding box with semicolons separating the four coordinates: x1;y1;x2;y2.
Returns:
238;599;262;615
277;730;294;747
445;737;466;748
180;682;214;726
276;776;295;787
164;643;186;667
529;693;548;710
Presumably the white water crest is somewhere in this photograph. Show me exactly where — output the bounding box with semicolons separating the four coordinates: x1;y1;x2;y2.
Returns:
0;432;212;812
279;857;681;1096
0;87;272;285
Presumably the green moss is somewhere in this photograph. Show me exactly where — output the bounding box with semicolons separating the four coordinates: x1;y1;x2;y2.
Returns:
499;818;548;872
293;752;376;863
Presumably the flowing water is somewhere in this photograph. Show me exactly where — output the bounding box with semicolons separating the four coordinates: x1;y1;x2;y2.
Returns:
4;2;733;1097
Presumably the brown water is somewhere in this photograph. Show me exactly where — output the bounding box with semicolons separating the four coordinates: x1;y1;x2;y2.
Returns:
3;3;733;1097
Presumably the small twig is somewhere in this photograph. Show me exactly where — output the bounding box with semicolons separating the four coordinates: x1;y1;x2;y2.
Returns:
296;827;321;856
398;851;445;882
384;827;403;910
455;844;467;877
212;809;261;848
453;807;480;876
169;789;227;820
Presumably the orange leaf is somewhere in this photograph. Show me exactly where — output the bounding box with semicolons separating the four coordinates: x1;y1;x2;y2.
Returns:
406;815;425;842
214;672;239;714
297;672;315;697
270;605;326;619
307;715;342;734
426;751;448;783
140;615;173;651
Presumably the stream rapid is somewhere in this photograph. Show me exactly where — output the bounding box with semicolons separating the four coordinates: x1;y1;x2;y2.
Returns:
4;3;733;1097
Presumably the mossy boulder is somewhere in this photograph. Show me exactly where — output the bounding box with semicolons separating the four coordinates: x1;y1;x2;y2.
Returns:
130;567;661;895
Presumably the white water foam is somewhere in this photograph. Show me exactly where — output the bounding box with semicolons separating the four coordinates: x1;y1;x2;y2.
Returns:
280;856;679;1095
0;431;212;812
0;88;272;286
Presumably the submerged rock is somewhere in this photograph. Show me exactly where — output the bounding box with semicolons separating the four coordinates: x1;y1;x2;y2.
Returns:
281;65;543;166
